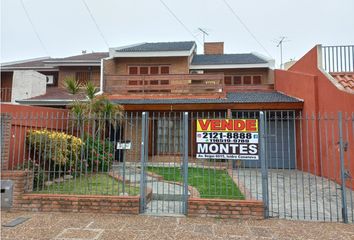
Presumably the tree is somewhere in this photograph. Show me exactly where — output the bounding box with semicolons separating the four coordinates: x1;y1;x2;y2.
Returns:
64;78;124;137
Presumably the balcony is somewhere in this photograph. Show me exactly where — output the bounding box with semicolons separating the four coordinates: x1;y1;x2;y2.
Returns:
104;74;274;97
321;45;354;73
321;45;354;91
0;88;12;102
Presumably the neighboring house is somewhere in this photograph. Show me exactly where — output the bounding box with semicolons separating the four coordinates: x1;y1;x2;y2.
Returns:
0;52;108;106
0;41;304;169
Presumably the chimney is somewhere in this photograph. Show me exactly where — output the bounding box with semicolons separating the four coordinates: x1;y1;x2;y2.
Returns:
204;42;224;55
82;50;87;54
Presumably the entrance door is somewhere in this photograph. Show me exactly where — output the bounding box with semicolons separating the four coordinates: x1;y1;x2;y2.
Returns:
140;112;189;215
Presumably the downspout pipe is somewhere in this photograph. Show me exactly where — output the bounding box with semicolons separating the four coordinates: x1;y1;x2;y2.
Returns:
95;58;110;96
95;58;104;95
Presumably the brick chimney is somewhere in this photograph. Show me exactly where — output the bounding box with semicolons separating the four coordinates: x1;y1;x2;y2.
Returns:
204;42;224;55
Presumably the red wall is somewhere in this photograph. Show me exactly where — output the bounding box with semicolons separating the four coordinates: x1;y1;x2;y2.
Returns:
1;104;69;169
275;46;354;189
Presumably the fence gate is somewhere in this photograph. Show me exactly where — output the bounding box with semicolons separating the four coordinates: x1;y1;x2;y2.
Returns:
260;111;354;223
139;112;189;215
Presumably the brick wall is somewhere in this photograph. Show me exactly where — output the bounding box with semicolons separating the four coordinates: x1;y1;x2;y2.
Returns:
113;57;190;75
0;170;139;214
103;57;190;93
1;113;11;170
204;42;224;55
204;68;271;84
188;198;264;220
1;171;33;209
19;194;140;214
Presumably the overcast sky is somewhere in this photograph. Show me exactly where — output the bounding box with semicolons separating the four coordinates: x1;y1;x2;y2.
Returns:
1;0;353;67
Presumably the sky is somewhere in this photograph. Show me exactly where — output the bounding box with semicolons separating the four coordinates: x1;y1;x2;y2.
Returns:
1;0;354;67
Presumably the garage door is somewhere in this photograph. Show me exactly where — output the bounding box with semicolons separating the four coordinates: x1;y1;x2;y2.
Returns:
232;111;296;169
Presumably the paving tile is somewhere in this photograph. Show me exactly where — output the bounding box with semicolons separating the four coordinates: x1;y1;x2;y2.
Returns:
1;211;354;240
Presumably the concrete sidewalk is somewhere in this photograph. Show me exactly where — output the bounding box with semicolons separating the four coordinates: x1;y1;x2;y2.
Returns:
1;211;353;240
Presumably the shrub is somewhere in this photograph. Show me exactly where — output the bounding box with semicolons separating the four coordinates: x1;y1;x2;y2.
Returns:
27;129;84;167
84;136;114;172
64;77;81;94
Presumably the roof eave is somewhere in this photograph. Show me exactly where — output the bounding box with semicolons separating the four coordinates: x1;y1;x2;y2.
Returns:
1;67;58;71
189;63;271;69
15;99;89;105
110;50;193;58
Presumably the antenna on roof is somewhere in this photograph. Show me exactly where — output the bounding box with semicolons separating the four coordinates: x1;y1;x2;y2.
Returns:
275;36;290;69
198;28;209;44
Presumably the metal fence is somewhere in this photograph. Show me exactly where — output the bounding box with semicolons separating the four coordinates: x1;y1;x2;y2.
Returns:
1;111;353;222
321;45;354;73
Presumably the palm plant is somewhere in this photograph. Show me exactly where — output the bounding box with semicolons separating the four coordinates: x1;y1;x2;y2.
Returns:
66;79;124;137
64;77;81;94
85;81;98;101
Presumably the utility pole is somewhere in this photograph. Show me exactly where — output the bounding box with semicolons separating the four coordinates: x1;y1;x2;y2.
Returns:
198;28;209;44
276;36;287;69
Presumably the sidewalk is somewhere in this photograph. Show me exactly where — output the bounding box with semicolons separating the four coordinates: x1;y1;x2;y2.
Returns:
1;211;353;240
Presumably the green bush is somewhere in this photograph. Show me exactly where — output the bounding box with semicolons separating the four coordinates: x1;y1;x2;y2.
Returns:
83;136;114;172
27;129;84;167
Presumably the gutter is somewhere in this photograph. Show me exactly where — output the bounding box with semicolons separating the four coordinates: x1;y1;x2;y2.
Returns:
15;99;89;106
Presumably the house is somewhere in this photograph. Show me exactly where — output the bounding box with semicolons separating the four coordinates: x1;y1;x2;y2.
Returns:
1;41;304;169
1;52;108;106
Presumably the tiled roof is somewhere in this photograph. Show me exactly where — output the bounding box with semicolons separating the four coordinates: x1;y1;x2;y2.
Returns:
46;52;109;62
331;73;354;91
191;54;268;65
17;90;302;106
25;88;87;101
116;41;196;52
110;92;302;105
1;57;52;69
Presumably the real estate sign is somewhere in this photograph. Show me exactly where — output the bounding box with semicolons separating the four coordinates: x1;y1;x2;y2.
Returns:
196;119;259;160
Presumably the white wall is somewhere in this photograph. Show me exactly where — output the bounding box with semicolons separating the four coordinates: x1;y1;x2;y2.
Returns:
11;70;46;103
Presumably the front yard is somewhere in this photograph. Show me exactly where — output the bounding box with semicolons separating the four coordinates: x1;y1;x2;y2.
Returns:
147;166;245;200
37;174;140;196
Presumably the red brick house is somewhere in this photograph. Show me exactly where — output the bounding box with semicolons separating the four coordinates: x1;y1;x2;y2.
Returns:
1;41;353;185
1;41;304;169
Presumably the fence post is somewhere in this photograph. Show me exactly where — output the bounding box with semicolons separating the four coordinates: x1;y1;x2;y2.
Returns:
259;111;269;218
338;111;348;223
139;112;148;213
182;112;189;215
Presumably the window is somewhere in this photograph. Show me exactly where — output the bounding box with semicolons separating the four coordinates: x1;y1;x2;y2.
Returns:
129;67;138;75
156;119;183;154
243;76;252;85
224;76;232;85
128;65;170;75
140;67;149;75
223;75;262;85
76;72;91;85
233;76;242;84
161;66;170;74
150;66;159;74
253;76;262;84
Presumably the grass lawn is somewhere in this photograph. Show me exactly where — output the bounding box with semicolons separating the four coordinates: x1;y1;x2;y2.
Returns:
37;174;140;196
147;166;244;200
